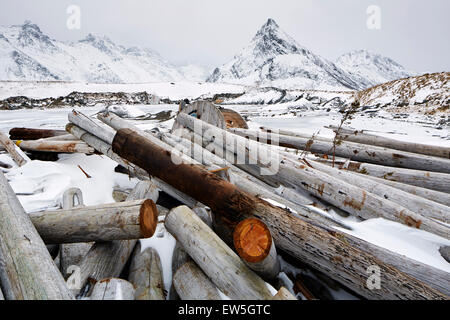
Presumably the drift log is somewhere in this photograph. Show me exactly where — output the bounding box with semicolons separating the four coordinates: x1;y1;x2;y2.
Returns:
165;206;274;300
272;287;297;300
316;158;450;194
0;130;28;167
0;172;74;300
112;124;449;299
90;278;135;300
15;140;95;154
229;127;450;174
68;109;116;144
9;128;67;141
233;218;280;281
29;199;158;244
173;261;221;300
74;180;159;296
176;114;448;238
309;159;450;224
128;242;165;300
328;126;450;159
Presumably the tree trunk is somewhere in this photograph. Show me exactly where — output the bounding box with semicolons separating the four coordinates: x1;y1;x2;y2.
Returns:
112;125;448;299
128;242;165;300
172;261;221;300
0;172;74;300
90;278;135;300
9;128;67;141
15;140;95;154
328;125;450;159
68;109;116;144
165;205;274;300
29;199;159;244
308;159;450;224
73;180;159;296
315;158;450;194
228;127;450;174
0;130;28;167
233;218;281;281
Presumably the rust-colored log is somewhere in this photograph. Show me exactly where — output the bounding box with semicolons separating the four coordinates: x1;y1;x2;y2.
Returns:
111;128;449;300
9;128;67;141
15;140;95;154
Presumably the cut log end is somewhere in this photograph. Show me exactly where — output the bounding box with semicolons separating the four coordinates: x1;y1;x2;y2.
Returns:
233;218;272;263
139;199;158;238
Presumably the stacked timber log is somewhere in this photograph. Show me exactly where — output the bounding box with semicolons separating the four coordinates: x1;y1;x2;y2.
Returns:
61;109;449;299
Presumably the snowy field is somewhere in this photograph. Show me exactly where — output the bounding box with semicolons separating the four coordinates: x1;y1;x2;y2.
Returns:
0;83;449;299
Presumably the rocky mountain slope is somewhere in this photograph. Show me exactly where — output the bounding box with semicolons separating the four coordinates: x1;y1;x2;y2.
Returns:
336;50;414;89
0;21;190;83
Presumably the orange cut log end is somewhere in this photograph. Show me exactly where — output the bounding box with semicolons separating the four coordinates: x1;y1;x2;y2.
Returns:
139;199;159;238
233;218;272;263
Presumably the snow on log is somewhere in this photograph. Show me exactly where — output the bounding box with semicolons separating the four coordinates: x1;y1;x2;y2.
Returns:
74;180;159;296
128;242;165;300
29;199;159;244
165;205;274;300
15;140;95;154
9;128;67;141
172;261;221;300
233;218;280;281
229;127;450;174
328;126;450;159
90;278;135;300
0;172;74;300
0;130;28;167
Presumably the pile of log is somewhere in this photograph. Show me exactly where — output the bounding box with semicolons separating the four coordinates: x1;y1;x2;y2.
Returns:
1;103;449;300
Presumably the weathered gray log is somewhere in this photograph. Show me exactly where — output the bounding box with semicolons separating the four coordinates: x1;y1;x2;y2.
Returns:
59;188;92;279
29;199;158;244
233;218;281;281
15;140;95;154
128;242;165;300
313;158;450;194
328;125;450;159
90;278;135;300
177;114;449;238
309;159;450;224
68;109;116;144
112;122;448;299
272;287;297;300
0;130;28;167
172;261;221;300
229;127;450;174
0;172;74;300
9;128;67;141
165;206;274;300
74;180;159;296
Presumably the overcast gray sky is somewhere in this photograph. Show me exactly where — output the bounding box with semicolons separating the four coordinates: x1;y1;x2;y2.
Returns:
1;0;448;73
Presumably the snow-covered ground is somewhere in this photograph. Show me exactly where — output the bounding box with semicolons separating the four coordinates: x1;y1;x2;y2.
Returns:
0;82;449;299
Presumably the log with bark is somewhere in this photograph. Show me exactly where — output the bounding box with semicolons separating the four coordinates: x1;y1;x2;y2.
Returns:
328;125;450;159
9;128;67;141
176;114;449;239
228;127;450;174
15;140;95;154
0;172;74;300
233;218;281;281
128;242;165;300
0;130;28;167
73;180;159;296
172;261;221;300
90;278;135;300
111;123;448;299
29;199;159;244
165;205;274;300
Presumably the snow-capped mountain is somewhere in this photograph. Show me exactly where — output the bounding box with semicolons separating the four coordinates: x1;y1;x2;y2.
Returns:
0;21;193;83
336;50;415;88
207;19;365;91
